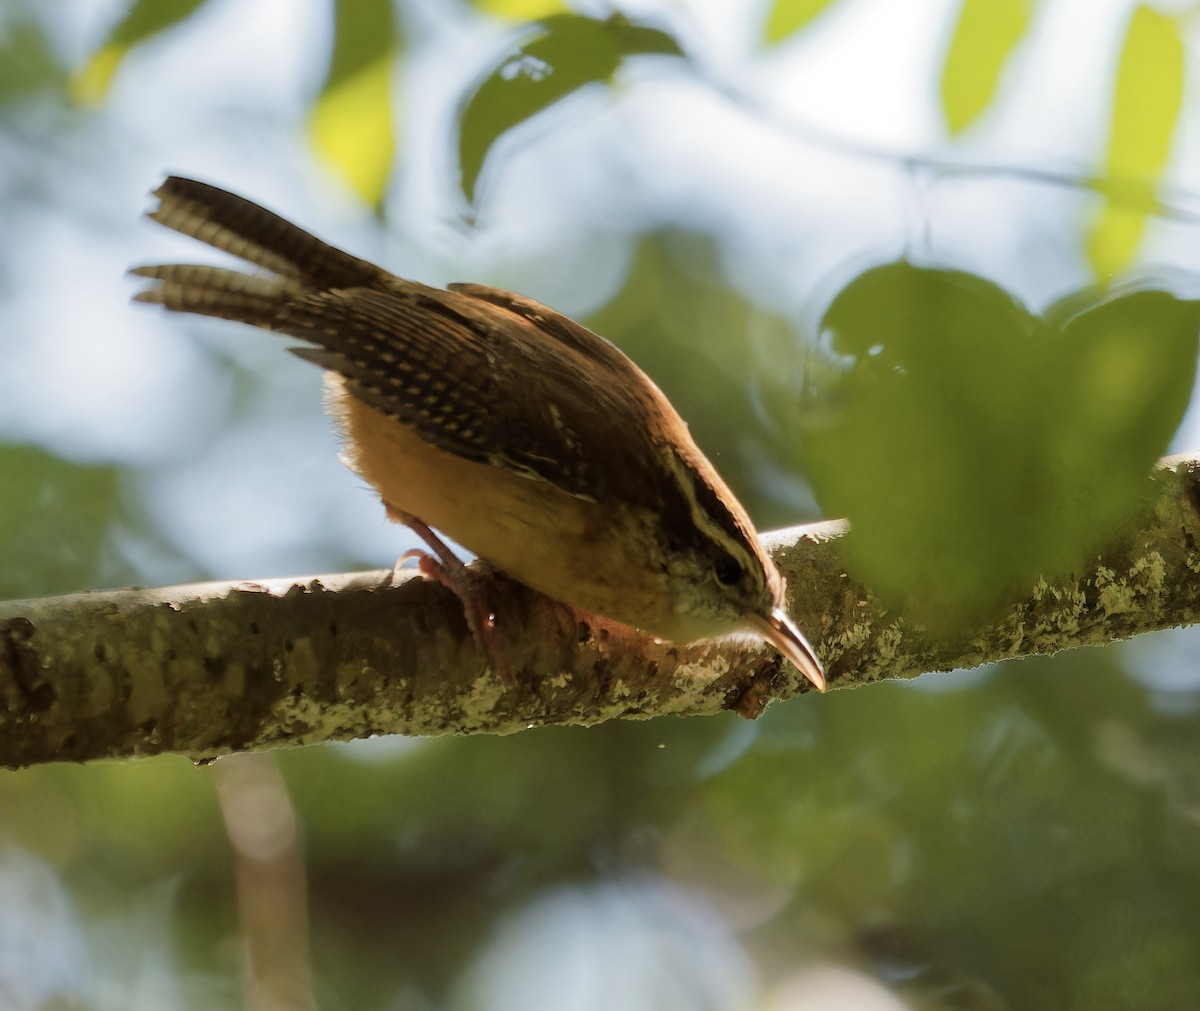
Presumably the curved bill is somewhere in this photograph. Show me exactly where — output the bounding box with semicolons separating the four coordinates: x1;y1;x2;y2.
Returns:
748;608;827;693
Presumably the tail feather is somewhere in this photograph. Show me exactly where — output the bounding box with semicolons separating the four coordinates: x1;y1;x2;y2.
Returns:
130;264;302;327
141;176;386;290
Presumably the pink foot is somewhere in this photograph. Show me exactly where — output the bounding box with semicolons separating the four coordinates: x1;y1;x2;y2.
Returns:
388;507;511;683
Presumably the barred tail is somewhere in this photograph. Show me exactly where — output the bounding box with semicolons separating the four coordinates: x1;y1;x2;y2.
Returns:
130;263;304;328
130;176;387;326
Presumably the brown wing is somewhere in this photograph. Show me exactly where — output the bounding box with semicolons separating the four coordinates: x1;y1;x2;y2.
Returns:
134;177;761;559
447;282;645;378
132;178;677;504
276;282;668;503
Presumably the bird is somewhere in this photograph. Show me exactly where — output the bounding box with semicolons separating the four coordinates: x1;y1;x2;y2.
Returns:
131;176;826;692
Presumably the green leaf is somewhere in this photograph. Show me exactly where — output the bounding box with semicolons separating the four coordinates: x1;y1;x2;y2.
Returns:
0;445;122;599
763;0;842;45
1048;287;1200;534
804;263;1199;627
1087;6;1184;279
70;0;211;105
457;14;684;206
940;0;1035;133
0;17;64;101
308;0;400;209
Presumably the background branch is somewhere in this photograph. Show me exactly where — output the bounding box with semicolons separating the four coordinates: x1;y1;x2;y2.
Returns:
2;454;1199;769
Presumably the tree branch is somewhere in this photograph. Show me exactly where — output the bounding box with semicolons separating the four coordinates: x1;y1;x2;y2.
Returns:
3;454;1200;768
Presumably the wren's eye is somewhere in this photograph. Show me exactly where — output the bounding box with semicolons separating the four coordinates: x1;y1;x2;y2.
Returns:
713;551;744;587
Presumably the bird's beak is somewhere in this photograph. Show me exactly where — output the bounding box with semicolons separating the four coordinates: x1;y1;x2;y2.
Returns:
749;608;827;693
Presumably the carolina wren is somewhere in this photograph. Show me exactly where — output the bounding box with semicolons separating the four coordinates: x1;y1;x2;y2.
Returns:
131;177;826;692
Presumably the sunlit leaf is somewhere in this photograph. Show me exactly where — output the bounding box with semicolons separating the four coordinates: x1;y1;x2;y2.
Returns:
69;0;210;105
940;0;1034;133
458;14;684;206
70;43;126;106
472;0;570;19
308;0;400;209
309;58;396;209
763;0;842;45
1087;5;1184;279
804;262;1199;627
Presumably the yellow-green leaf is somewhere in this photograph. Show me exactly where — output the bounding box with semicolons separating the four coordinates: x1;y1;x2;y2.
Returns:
309;57;396;209
70;42;126;106
308;0;400;209
473;0;570;20
69;0;210;105
763;0;842;45
1087;6;1184;279
940;0;1034;133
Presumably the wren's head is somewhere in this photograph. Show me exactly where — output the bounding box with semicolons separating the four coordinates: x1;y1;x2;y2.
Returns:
656;450;826;693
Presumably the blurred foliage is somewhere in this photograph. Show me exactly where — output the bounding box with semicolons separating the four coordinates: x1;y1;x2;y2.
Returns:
3;649;1199;1008
471;0;570;19
63;0;1187;274
457;13;685;205
1087;5;1185;279
308;0;401;208
698;652;1200;1008
806;262;1199;625
70;0;209;105
4;2;1200;1009
762;0;844;45
939;0;1035;133
72;0;408;204
0;445;124;599
0;16;64;100
586;231;815;526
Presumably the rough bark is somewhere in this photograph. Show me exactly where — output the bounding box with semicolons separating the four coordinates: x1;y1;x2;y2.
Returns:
3;454;1199;769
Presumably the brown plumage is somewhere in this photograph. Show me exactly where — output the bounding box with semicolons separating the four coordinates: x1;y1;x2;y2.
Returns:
132;177;825;691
